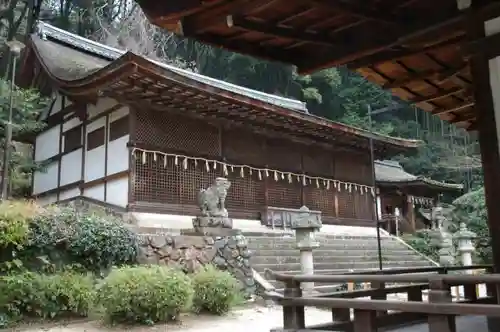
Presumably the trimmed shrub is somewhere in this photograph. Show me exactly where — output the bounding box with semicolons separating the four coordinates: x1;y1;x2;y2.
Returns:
191;265;240;315
23;206;139;273
97;265;193;325
67;212;139;272
402;229;439;262
0;270;95;326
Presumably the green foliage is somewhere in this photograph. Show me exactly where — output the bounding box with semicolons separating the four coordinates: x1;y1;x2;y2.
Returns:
191;265;240;315
24;205;139;273
402;229;440;263
66;211;139;272
97;265;193;325
0;270;95;326
451;188;491;264
0;200;40;273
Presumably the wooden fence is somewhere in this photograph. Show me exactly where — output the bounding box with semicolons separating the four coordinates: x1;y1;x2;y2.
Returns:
265;265;495;332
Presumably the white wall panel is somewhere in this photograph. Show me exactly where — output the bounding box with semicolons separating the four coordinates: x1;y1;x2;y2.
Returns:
106;177;128;207
33;161;58;195
35;126;60;161
60;149;82;186
107;135;129;175
83;184;105;201
59;187;80;201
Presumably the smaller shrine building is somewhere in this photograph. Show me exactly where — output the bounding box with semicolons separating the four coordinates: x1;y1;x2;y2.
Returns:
374;160;463;235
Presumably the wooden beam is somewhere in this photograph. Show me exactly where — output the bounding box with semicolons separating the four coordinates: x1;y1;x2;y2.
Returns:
466;31;500;60
432;101;474;115
347;34;464;70
228;16;338;47
180;0;274;35
383;63;467;89
411;87;467;103
307;0;404;25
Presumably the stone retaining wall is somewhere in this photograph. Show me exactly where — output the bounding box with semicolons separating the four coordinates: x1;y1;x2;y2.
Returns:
138;232;256;296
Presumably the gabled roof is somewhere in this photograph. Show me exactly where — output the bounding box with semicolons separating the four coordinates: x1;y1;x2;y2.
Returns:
375;160;463;192
20;21;421;156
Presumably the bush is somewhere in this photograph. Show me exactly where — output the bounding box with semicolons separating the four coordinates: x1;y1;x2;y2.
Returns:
23;206;139;273
191;265;240;315
0;270;95;326
402;229;440;262
67;212;139;272
97;265;193;325
0;200;41;272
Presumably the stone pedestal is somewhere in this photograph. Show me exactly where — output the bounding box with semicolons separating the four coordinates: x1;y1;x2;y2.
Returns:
454;223;476;273
291;206;322;294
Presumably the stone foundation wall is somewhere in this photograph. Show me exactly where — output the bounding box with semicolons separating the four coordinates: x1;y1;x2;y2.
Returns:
138;232;256;296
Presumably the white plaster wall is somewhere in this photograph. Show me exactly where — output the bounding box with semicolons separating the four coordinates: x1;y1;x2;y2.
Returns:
36;194;58;206
85;116;106;182
62;116;82;132
34;126;60;161
33;161;58;194
107;135;129;175
83;184;105;201
60;149;82;186
109;106;128;122
59;187;80;201
106;177;129;207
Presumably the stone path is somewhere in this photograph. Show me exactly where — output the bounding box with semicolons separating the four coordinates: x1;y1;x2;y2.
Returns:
7;306;489;332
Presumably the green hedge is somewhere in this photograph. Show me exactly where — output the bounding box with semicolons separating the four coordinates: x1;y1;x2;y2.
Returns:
97;265;193;325
0;270;95;327
191;265;241;315
0;201;139;274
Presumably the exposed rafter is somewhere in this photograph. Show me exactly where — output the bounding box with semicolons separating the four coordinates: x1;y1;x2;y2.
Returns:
180;0;274;35
227;16;338;47
432;101;474;115
383;63;467;89
411;87;466;103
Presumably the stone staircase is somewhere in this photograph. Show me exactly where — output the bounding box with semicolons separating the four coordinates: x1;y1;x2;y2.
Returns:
245;231;436;292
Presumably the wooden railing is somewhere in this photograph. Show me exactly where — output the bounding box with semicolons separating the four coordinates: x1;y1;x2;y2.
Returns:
265;265;495;332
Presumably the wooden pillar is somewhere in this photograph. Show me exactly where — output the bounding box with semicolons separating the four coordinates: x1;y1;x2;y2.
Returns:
467;7;500;331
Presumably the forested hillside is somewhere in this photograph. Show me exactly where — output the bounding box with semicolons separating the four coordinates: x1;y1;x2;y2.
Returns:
0;0;483;196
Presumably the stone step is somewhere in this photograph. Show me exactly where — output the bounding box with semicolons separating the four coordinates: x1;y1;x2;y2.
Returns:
252;261;433;272
246;242;408;251
250;249;424;257
249;254;429;266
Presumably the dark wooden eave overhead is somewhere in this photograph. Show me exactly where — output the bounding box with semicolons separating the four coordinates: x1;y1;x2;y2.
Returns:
135;0;500;131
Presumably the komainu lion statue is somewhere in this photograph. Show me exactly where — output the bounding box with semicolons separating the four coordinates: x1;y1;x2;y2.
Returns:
197;177;231;218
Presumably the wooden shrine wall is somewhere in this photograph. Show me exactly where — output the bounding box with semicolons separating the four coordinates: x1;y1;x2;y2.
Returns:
132;109;374;225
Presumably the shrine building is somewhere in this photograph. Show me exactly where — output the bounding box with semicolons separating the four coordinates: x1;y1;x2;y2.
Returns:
21;21;428;230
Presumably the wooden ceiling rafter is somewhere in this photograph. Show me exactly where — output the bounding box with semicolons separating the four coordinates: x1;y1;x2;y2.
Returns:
411;87;467;103
179;0;275;35
431;100;475;115
382;62;468;89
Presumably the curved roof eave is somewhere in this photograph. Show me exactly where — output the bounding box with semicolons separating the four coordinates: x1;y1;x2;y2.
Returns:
28;22;422;151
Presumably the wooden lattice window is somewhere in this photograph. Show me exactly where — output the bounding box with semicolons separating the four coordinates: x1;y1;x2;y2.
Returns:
337;189;356;219
63;126;82;153
267;179;302;209
87;127;105;151
223;128;266;165
302;147;333;176
225;171;265;215
266;138;301;172
135;110;220;157
304;185;336;217
109;115;129;141
178;161;219;206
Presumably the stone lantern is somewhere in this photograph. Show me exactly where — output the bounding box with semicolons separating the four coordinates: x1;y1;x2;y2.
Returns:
291;206;322;293
454;222;476;272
